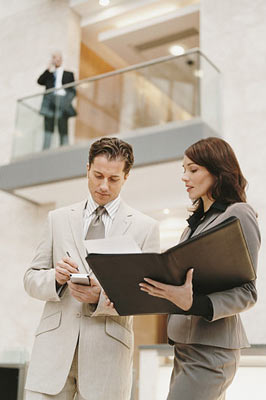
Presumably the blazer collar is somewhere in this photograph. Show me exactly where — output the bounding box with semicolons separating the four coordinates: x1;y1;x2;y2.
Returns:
107;200;133;237
68;200;88;273
68;199;133;271
180;210;222;242
192;210;221;235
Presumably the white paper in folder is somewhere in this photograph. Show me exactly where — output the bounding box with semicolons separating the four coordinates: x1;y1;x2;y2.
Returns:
84;235;142;255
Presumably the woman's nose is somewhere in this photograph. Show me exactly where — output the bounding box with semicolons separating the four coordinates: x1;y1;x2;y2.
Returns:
182;173;188;182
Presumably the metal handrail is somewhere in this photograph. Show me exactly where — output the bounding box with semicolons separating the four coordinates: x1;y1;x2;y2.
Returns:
18;48;220;102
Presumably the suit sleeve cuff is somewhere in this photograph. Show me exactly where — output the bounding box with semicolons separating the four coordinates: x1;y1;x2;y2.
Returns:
185;295;213;320
56;281;67;297
172;295;213;321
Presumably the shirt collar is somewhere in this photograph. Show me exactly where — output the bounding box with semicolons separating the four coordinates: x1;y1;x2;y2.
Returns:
187;201;228;230
86;192;121;220
55;66;63;73
211;202;228;212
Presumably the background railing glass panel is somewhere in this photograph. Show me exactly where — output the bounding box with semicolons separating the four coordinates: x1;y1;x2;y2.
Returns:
12;50;220;159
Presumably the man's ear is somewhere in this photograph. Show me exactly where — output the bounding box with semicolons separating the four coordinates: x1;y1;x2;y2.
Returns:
124;173;129;181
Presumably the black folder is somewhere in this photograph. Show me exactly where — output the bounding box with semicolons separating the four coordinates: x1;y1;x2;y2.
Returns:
86;217;256;316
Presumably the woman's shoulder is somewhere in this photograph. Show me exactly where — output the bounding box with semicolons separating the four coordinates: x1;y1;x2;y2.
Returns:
225;202;257;219
223;202;260;241
224;203;261;259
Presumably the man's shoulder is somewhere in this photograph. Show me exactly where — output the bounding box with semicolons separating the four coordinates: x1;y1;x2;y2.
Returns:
121;201;157;226
49;201;84;217
63;70;74;78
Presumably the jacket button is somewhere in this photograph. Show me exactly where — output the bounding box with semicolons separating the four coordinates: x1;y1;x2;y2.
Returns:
76;312;81;318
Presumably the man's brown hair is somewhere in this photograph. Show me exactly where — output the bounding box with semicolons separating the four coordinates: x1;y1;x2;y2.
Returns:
88;137;134;175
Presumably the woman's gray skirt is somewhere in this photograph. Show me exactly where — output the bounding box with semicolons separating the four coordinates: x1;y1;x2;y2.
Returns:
167;343;240;400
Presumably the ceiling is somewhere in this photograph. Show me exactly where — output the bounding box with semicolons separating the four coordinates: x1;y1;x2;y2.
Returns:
70;0;200;67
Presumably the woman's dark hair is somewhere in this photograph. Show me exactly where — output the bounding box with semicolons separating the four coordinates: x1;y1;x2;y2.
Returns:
185;137;247;210
88;137;134;175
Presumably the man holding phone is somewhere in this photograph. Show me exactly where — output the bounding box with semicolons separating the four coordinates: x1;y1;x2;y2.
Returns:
24;137;160;400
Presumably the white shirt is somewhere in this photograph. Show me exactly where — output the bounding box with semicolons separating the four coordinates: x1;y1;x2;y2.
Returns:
83;193;121;238
54;66;66;96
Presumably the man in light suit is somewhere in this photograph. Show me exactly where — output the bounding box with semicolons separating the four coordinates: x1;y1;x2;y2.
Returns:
24;137;160;400
37;51;76;149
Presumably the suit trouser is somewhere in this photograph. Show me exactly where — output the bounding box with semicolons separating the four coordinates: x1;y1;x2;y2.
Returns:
167;343;240;400
43;95;69;149
25;345;85;400
43;115;69;149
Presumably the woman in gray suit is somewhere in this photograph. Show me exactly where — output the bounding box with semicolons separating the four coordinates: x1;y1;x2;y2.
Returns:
140;137;260;400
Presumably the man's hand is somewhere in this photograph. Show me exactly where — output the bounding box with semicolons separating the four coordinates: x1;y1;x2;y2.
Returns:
103;291;114;309
48;60;55;73
67;277;101;304
55;256;79;285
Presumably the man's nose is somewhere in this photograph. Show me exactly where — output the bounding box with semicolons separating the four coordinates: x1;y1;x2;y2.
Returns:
100;179;109;191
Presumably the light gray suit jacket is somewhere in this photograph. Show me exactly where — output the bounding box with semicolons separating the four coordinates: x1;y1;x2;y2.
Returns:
24;200;160;399
168;202;260;349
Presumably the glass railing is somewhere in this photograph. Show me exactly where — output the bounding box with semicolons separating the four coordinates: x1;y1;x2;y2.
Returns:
12;49;220;159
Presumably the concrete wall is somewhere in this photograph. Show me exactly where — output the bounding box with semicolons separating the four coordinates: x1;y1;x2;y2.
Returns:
0;0;80;358
201;0;266;343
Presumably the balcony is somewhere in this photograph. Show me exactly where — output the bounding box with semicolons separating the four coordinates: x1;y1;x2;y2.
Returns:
0;49;220;205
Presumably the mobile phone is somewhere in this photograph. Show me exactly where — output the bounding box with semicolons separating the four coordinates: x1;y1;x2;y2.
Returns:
70;273;90;286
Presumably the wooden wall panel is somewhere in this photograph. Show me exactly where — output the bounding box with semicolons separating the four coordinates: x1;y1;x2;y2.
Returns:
75;42;116;141
79;42;114;80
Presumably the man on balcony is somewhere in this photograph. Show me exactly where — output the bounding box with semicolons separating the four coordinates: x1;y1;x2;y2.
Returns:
37;51;76;149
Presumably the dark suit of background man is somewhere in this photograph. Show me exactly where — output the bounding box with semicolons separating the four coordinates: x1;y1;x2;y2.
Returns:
37;51;77;150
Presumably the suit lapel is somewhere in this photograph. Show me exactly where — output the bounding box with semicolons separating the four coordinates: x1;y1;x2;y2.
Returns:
180;210;222;243
180;226;191;243
107;201;133;237
192;211;221;236
62;71;66;85
68;200;89;272
68;200;133;272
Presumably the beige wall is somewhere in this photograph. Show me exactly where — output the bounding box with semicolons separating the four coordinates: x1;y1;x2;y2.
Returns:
201;0;266;343
0;0;80;358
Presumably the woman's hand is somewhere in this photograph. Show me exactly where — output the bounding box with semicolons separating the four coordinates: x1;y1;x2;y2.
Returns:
139;268;194;311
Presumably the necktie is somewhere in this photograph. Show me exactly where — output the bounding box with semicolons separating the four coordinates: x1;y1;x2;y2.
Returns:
85;206;106;240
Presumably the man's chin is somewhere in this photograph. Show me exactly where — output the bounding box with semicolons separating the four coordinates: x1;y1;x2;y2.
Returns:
95;194;110;205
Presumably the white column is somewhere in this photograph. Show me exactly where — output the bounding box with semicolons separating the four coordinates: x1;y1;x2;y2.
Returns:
201;0;266;343
0;0;80;355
